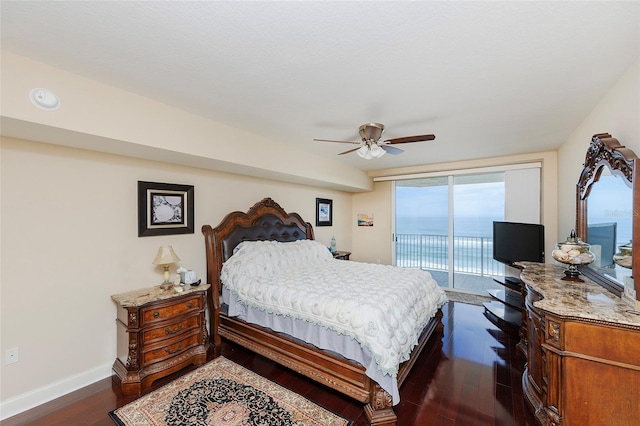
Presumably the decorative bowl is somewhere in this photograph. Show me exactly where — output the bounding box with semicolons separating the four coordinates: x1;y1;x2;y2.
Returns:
613;240;632;269
551;230;594;282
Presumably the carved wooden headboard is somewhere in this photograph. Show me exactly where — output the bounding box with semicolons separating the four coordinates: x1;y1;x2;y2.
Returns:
201;197;314;295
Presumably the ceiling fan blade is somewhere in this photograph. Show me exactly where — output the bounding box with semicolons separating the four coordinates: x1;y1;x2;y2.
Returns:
384;134;436;144
338;147;361;155
314;138;361;145
380;145;404;155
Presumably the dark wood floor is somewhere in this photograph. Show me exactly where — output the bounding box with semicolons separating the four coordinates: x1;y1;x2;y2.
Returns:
1;301;536;426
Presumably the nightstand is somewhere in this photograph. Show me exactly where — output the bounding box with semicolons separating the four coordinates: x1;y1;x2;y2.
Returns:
332;251;351;260
111;284;210;395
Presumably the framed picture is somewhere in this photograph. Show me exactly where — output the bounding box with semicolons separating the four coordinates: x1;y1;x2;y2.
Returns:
357;213;374;226
316;198;333;227
138;181;194;237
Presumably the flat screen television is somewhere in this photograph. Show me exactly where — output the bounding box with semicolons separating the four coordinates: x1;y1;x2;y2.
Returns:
493;221;545;268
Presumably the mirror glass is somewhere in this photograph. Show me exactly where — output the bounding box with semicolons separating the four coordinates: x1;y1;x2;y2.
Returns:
577;133;637;299
586;166;633;287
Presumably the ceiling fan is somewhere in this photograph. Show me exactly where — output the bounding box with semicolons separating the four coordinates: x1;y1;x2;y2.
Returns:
314;123;435;159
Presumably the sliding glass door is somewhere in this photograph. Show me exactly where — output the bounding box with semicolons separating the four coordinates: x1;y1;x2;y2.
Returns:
451;173;505;292
395;176;450;285
394;172;505;292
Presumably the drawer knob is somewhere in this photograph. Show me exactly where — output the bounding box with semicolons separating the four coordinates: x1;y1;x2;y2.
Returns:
188;302;193;309
153;312;159;318
165;324;183;335
164;343;183;355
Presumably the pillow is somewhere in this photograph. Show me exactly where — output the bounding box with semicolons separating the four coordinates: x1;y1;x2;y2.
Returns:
223;239;332;281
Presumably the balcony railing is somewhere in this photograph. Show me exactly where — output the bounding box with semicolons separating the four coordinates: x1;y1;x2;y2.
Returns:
396;233;504;277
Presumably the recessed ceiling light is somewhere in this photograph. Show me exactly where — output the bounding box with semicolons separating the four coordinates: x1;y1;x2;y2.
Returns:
29;88;60;111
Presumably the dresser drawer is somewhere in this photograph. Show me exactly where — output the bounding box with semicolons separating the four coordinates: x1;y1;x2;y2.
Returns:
140;295;202;326
141;331;201;367
112;285;210;395
141;314;202;344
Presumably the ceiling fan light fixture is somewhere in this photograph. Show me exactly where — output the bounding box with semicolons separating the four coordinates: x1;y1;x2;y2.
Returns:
315;122;435;158
370;143;386;158
357;145;372;159
356;143;385;159
359;123;384;142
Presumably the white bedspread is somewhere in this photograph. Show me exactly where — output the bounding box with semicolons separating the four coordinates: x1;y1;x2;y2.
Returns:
220;239;447;377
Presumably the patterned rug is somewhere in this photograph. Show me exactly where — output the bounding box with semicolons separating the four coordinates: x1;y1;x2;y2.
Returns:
109;356;352;426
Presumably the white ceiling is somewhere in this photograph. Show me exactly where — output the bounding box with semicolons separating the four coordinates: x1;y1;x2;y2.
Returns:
1;1;638;171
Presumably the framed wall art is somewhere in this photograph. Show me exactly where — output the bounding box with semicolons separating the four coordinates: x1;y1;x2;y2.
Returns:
138;181;194;237
316;198;333;227
357;213;374;226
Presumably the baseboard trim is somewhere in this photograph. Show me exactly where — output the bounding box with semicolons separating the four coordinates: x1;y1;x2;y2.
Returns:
0;362;113;421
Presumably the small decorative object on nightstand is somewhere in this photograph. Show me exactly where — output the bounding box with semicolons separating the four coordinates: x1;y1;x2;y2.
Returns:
332;251;351;260
111;284;210;395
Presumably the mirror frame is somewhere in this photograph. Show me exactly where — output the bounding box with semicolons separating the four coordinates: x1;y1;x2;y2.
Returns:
576;133;638;300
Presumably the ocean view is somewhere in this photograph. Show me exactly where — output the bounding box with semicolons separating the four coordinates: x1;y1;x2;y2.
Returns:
394;173;631;287
396;215;501;237
395;214;631;280
395;215;504;276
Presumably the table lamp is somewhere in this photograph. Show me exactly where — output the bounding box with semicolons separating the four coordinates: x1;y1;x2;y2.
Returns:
153;245;181;289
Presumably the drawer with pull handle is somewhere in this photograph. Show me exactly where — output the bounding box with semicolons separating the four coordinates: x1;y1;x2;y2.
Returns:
140;295;202;325
141;314;202;344
140;331;201;367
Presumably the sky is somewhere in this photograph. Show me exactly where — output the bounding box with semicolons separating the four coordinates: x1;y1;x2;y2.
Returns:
395;172;632;241
587;174;633;242
396;180;505;218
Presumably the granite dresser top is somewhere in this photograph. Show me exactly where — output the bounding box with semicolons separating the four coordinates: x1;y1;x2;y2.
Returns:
517;262;640;328
112;283;210;307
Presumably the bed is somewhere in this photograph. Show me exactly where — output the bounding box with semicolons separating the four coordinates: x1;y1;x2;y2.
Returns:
202;198;446;425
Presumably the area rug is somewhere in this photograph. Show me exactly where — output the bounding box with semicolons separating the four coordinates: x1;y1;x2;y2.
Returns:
109;356;352;426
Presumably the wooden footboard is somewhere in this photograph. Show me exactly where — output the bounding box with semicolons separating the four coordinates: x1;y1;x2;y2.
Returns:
217;308;443;426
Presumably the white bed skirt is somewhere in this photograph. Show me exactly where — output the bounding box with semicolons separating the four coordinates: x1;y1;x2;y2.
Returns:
223;286;400;404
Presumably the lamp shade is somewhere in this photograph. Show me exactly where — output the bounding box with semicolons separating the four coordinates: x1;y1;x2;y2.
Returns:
357;145;372;159
357;144;386;159
152;245;180;265
370;144;386;158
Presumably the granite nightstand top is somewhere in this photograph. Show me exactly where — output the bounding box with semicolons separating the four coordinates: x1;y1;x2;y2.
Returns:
517;262;640;328
112;283;210;307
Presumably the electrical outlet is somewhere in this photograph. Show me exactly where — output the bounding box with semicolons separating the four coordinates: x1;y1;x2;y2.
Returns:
5;347;19;365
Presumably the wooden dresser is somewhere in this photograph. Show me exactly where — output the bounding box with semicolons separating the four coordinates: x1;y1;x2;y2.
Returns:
111;284;210;394
518;262;640;426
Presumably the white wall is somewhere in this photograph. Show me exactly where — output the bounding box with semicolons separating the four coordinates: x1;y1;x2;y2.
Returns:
557;59;640;240
350;181;393;264
0;137;352;418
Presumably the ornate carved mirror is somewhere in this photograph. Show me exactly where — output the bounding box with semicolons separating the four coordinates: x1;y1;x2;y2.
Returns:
576;133;638;301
